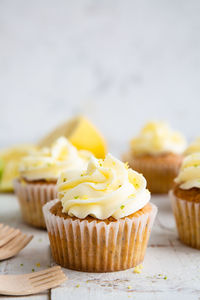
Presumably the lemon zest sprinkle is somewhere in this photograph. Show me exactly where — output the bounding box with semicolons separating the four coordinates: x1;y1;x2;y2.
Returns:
124;162;129;169
134;264;143;273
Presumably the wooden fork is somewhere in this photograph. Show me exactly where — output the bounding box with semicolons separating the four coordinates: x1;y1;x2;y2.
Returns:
0;223;33;260
0;266;67;295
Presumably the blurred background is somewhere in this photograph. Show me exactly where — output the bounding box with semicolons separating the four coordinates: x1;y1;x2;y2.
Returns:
0;0;199;153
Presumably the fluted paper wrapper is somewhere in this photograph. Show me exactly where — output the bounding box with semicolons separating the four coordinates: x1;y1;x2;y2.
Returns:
170;190;200;249
124;153;180;194
14;179;57;229
43;199;157;272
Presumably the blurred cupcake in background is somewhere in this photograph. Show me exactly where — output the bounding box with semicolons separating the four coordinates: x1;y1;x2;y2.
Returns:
123;121;187;194
170;153;200;249
43;153;157;272
0;144;37;192
0;115;107;193
184;137;200;156
14;137;92;228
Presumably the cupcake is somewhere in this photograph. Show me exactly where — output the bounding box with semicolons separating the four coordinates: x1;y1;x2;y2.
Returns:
43;154;157;272
123;121;186;194
170;153;200;249
14;137;91;228
184;137;200;156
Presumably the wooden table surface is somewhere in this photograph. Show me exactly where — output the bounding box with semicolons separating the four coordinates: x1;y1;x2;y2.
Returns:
0;193;200;300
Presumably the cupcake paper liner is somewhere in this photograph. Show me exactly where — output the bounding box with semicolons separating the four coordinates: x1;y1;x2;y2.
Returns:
170;190;200;249
43;199;157;272
14;179;57;229
123;153;181;194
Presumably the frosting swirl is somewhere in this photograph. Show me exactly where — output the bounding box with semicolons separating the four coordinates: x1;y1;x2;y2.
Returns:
58;154;150;220
185;138;200;155
175;153;200;189
130;121;186;156
19;137;91;181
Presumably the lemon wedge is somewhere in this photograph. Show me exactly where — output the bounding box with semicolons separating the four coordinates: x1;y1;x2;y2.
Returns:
38;116;107;158
0;145;36;192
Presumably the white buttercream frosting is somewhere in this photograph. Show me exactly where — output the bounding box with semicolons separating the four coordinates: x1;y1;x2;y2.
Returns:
175;153;200;189
130;121;186;155
58;153;150;219
19;137;91;181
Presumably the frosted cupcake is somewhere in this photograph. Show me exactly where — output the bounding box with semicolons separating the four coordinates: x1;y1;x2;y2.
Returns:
43;154;157;272
170;153;200;249
184;137;200;156
123;121;186;194
14;137;91;228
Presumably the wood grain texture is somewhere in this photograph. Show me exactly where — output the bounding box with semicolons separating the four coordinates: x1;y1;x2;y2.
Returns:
0;194;200;299
0;194;50;300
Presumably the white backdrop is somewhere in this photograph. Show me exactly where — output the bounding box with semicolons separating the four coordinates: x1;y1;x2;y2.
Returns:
0;0;200;154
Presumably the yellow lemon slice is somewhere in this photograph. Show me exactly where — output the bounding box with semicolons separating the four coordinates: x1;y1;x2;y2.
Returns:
38;116;107;158
0;145;36;192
